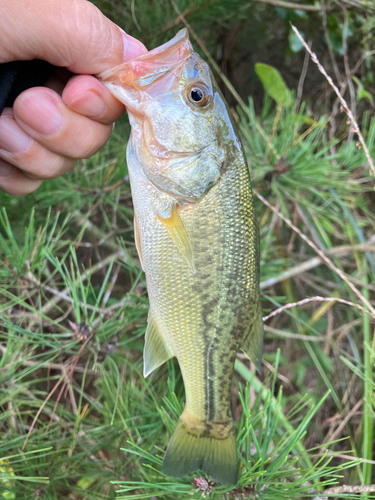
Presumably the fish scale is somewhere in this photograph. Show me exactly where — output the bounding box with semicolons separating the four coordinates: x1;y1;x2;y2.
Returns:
99;28;263;485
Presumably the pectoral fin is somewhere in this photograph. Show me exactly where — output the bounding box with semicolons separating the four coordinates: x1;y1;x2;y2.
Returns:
157;206;195;273
241;304;264;373
144;315;174;377
134;215;144;270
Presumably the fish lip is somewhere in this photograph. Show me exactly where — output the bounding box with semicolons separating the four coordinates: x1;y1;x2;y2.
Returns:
98;28;193;81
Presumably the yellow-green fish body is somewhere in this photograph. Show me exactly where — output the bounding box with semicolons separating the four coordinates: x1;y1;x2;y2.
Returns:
99;29;263;485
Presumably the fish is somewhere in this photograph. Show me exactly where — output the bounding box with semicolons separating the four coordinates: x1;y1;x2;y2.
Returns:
98;28;263;486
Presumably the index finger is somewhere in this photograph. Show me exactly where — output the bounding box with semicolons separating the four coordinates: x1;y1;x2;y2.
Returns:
62;75;126;125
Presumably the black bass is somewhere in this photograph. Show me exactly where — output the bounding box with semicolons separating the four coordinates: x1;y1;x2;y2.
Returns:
99;29;263;485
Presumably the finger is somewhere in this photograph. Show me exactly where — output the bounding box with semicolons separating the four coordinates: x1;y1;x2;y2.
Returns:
13;88;113;159
0;159;42;197
0;109;75;180
0;0;147;72
62;75;125;125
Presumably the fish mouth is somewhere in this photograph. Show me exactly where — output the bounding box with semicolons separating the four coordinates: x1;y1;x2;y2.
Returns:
98;29;194;110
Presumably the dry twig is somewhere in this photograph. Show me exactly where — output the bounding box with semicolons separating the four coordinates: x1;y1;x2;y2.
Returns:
23;327;96;449
291;24;375;179
321;0;342;85
264;325;325;341
260;243;375;289
0;344;97;375
263;296;373;322
170;0;246;108
296;40;312;112
38;251;122;319
321;399;363;452
257;0;328;9
342;7;356;142
257;191;375;317
314;483;375;498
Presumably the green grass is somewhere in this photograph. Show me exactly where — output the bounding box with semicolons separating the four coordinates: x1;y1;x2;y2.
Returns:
1;48;375;500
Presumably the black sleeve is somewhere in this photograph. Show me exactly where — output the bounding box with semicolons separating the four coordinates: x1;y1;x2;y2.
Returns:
0;60;56;115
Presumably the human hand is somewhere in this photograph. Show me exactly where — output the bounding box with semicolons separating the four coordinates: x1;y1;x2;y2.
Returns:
0;0;147;197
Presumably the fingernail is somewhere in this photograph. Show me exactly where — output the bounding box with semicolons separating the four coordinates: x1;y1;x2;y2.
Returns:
17;90;63;136
0;159;14;177
120;28;147;62
70;90;106;118
0;115;31;154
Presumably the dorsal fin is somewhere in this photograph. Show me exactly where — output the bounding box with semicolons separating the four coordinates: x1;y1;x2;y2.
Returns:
144;315;174;377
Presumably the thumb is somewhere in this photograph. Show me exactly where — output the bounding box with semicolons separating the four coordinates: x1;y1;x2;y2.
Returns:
0;0;147;73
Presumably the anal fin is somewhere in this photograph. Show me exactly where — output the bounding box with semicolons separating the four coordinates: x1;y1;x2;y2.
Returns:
144;315;174;377
157;206;195;273
241;304;264;373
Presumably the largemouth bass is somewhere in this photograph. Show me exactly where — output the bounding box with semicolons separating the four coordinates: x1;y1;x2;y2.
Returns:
99;29;263;485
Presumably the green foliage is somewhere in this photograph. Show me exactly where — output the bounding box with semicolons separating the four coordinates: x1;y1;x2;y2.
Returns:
1;1;375;498
1;87;374;496
255;63;291;107
114;372;360;499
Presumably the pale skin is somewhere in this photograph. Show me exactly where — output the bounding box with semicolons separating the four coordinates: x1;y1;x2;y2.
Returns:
0;0;148;196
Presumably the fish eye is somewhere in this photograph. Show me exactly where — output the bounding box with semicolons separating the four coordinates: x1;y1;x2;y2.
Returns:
187;83;211;108
191;88;203;102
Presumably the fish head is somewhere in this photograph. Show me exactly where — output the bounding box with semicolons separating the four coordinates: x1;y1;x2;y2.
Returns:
99;29;240;203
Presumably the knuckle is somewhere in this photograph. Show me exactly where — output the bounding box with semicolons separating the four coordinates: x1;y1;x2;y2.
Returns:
53;0;108;67
67;1;111;67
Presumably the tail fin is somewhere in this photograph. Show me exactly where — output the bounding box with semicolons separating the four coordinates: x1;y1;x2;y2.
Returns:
162;412;238;485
